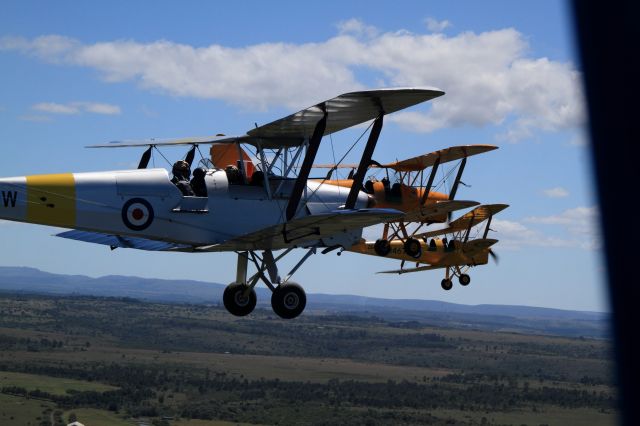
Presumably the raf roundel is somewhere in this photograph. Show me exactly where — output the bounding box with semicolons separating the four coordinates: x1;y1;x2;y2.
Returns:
121;198;154;231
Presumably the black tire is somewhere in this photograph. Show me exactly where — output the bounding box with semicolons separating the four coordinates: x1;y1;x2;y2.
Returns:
403;238;422;259
459;274;471;286
223;283;257;317
441;279;453;291
374;239;391;256
271;283;306;319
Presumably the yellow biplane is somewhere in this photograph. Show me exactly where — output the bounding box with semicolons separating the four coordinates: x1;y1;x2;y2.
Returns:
347;204;508;290
311;144;498;258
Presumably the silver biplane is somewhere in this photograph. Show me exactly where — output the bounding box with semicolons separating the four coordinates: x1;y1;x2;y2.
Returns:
1;87;461;319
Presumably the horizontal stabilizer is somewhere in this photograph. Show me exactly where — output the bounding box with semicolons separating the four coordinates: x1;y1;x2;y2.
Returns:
416;204;509;238
197;208;404;252
56;230;191;251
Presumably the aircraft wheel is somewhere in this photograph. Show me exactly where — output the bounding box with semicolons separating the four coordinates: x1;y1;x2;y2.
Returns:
441;279;453;291
223;283;257;317
374;239;391;256
403;238;422;259
459;274;471;286
271;283;306;319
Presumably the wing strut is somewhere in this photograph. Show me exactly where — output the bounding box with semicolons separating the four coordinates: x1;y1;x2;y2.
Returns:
286;105;327;221
345;114;384;209
420;157;441;205
449;157;467;200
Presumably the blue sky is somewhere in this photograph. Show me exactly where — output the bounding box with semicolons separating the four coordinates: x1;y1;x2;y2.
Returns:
0;1;608;312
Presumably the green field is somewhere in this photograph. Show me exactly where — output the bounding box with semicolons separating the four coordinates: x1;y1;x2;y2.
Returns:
0;293;618;425
0;371;118;396
0;393;56;426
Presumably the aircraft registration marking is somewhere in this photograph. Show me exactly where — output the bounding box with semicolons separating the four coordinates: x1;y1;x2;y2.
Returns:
1;190;17;208
26;173;76;227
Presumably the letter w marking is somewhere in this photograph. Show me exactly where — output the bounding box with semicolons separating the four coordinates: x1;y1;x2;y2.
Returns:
2;191;17;207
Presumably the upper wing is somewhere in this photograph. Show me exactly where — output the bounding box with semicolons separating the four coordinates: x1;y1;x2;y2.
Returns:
416;204;509;239
88;87;444;149
197;208;404;252
247;87;444;142
380;145;498;172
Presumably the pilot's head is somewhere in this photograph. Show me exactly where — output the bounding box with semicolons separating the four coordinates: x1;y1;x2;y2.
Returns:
172;160;190;179
193;167;206;179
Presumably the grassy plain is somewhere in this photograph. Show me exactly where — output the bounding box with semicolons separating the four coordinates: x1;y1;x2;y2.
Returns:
0;293;617;425
0;371;118;395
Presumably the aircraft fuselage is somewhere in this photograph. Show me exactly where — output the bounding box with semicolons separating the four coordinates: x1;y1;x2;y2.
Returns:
0;168;369;248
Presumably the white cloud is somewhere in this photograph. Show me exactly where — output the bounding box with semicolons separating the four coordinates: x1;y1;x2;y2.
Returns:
337;18;379;38
1;25;584;136
491;218;576;249
542;186;569;198
31;101;121;115
525;206;598;232
33;102;78;114
77;102;121;115
425;17;451;33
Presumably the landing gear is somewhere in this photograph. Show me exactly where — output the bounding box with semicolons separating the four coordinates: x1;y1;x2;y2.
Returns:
441;278;453;291
403;238;422;258
223;283;257;316
374;239;391;256
223;249;314;319
271;283;307;319
459;274;471;286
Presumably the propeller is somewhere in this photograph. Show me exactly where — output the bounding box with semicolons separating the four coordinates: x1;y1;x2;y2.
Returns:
489;249;499;265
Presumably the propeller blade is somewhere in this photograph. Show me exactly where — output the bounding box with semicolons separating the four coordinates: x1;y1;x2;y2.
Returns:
184;145;197;166
489;249;499;265
137;146;152;169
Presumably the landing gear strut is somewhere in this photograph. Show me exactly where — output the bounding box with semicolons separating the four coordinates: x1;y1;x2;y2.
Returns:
222;249;314;319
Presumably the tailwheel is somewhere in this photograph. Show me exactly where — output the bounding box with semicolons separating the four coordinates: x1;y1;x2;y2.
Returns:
403;238;422;259
271;282;306;319
374;239;391;256
223;283;257;317
441;278;453;291
459;274;471;286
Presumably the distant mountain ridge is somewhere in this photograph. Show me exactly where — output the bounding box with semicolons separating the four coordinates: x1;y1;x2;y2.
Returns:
0;266;606;322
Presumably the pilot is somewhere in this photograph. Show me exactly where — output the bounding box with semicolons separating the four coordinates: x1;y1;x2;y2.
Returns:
171;160;195;196
251;170;265;187
364;178;375;194
225;165;241;185
190;167;208;197
381;177;390;194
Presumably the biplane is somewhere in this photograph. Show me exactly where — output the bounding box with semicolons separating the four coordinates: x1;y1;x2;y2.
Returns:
348;204;508;290
0;86;505;319
309;144;498;259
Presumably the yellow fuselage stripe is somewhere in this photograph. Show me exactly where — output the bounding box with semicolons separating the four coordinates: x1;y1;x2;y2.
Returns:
26;173;76;227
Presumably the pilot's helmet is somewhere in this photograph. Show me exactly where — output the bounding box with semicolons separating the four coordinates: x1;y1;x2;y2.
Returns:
193;167;207;179
172;160;190;178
